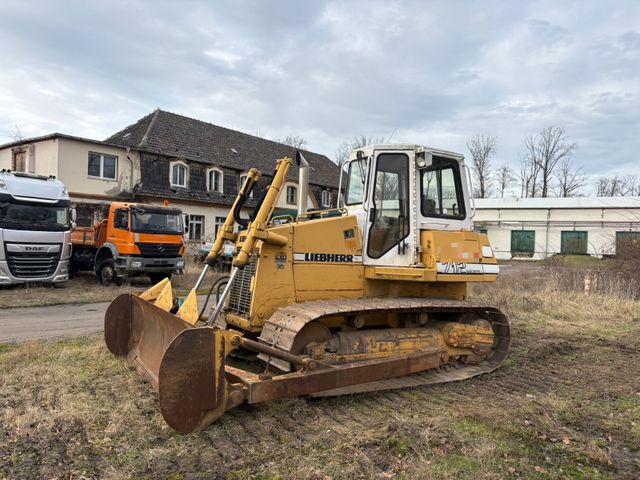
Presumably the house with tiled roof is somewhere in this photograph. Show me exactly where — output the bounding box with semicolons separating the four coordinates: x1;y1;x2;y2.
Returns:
0;110;340;244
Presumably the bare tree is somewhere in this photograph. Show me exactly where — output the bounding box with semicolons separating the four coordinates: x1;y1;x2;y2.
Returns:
275;134;307;149
519;154;537;198
1;125;22;141
466;134;496;198
596;175;640;197
555;157;586;197
523;126;577;197
596;176;622;196
622;175;640;196
334;135;385;166
495;165;516;198
520;136;543;197
251;128;268;139
12;125;21;141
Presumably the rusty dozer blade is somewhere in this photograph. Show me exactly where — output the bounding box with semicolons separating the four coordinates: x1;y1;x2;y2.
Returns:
158;327;238;433
104;293;194;390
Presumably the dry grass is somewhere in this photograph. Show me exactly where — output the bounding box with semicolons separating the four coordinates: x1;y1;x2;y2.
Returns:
0;257;218;309
1;271;640;479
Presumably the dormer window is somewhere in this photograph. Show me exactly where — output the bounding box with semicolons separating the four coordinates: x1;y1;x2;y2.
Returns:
208;167;223;193
286;185;297;205
170;161;188;188
321;190;330;207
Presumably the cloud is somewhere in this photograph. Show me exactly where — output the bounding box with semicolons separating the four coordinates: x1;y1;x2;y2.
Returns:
0;0;638;194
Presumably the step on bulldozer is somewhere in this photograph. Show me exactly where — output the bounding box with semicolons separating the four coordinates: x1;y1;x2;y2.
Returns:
105;144;510;433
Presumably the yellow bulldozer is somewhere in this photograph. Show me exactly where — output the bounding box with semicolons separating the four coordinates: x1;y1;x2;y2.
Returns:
105;144;510;433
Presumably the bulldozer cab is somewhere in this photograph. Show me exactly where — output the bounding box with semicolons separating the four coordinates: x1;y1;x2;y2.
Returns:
342;145;474;267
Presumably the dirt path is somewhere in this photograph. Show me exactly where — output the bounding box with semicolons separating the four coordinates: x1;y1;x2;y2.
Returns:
0;295;212;343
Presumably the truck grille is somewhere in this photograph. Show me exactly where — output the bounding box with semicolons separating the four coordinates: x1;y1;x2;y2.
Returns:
227;256;258;317
6;250;61;278
135;243;182;258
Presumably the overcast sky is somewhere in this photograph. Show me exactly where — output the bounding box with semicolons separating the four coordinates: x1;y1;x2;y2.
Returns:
1;0;639;191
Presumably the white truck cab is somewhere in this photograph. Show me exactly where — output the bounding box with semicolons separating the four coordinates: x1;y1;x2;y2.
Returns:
0;170;72;285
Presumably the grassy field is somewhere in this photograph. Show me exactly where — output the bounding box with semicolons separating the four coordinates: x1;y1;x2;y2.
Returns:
1;272;639;479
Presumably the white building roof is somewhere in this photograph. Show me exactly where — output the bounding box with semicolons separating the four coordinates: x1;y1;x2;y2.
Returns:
474;196;640;210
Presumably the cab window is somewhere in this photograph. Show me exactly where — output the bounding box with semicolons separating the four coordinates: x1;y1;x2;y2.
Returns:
421;157;465;219
113;208;129;230
345;158;368;205
367;153;410;259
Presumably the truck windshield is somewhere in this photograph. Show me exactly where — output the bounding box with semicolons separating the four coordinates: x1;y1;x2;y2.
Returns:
131;208;183;234
0;200;69;232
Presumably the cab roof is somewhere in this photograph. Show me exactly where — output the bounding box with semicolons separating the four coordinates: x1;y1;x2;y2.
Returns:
0;171;69;202
350;144;464;162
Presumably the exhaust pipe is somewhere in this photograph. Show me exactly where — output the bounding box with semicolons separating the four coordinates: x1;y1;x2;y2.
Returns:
295;151;310;216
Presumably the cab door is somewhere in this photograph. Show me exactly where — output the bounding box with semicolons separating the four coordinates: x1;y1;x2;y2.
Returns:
363;151;416;267
108;207;131;247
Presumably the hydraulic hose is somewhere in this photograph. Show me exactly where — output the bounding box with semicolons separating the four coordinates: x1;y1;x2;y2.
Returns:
198;274;231;320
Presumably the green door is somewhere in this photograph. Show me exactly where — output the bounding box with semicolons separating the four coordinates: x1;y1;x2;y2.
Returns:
616;231;640;256
561;231;588;255
511;230;535;257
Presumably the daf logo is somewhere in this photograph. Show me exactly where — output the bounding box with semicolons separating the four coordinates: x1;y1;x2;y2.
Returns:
25;246;44;252
157;245;165;252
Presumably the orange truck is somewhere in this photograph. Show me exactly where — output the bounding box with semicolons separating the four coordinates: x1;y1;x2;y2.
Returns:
70;202;186;285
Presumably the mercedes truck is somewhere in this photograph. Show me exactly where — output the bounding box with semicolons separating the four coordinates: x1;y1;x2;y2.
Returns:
0;170;73;285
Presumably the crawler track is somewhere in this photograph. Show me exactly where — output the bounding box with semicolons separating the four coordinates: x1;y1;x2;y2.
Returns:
257;297;510;396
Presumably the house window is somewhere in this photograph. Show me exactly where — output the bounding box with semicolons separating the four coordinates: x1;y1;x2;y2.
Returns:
188;214;204;240
208;168;223;193
286;185;297;205
321;190;330;207
240;174;253;197
88;152;117;180
171;162;188;188
214;216;226;237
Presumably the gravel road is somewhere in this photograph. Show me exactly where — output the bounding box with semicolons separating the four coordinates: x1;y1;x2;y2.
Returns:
0;295;212;343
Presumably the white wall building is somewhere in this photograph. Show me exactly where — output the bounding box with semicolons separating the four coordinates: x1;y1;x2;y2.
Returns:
474;197;640;260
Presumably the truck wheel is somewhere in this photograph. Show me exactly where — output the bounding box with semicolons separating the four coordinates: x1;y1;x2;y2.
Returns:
148;272;172;285
97;260;123;286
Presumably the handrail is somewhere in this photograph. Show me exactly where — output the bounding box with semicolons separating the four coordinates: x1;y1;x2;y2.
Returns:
463;164;476;219
297;207;347;221
269;214;295;225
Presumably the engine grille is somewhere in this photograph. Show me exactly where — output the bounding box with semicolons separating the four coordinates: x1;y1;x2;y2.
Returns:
6;249;61;278
227;256;258;317
135;243;182;258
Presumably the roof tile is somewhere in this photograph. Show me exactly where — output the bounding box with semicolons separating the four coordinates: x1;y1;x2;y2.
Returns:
106;110;340;188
